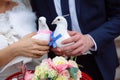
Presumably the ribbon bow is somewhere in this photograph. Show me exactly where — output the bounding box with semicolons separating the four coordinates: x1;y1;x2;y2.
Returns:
49;32;62;48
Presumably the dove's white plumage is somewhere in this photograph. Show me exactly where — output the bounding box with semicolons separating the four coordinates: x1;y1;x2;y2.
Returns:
32;16;51;41
38;17;49;31
32;16;51;64
52;16;73;48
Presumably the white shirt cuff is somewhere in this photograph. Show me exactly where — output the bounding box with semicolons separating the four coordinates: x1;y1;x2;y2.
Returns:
87;34;97;51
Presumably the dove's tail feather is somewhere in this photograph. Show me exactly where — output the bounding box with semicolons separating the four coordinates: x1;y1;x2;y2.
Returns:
0;57;32;73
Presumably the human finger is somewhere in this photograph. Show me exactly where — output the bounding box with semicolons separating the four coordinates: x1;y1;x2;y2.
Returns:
35;50;49;56
51;48;64;56
32;44;50;51
31;50;49;58
70;45;84;56
61;39;82;53
62;33;82;45
34;39;49;46
67;31;78;36
23;32;37;38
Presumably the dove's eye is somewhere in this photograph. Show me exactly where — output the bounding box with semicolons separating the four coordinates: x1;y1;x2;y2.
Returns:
57;19;60;21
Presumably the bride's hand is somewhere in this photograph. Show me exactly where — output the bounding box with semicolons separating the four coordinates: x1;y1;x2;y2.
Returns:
11;32;50;58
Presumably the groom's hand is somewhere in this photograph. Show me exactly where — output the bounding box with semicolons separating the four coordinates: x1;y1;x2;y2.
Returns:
60;31;94;56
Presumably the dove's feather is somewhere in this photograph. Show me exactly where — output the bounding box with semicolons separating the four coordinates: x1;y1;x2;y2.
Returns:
32;16;51;64
32;31;51;41
32;16;51;41
38;16;49;31
54;24;72;48
52;16;73;48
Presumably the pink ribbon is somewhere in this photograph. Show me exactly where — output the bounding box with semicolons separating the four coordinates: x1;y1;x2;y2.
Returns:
37;30;52;34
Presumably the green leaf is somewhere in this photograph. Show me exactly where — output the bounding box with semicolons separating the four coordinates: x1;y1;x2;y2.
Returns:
70;56;77;61
69;67;78;80
48;76;57;80
78;64;84;68
45;73;48;79
48;78;53;80
37;75;40;80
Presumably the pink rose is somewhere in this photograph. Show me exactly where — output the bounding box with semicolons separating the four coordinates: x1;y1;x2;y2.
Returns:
24;70;34;80
46;58;71;73
68;60;78;68
56;64;71;73
60;70;70;78
77;70;82;80
46;58;57;70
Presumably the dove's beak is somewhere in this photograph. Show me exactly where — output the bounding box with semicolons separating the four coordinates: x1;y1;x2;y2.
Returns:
51;20;56;25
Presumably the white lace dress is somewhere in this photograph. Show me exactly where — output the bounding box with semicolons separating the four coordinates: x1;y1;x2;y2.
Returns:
0;0;37;79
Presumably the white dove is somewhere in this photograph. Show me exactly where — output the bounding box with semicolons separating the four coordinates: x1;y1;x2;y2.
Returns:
52;16;91;55
32;16;51;64
51;16;73;48
32;16;51;41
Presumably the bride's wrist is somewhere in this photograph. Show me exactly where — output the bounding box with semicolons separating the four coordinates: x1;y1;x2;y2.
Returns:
8;42;20;57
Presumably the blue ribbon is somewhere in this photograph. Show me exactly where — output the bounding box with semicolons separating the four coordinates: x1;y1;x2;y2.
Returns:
49;32;62;48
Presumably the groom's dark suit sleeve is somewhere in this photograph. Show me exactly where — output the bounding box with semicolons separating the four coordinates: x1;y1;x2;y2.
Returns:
88;0;120;51
30;0;120;79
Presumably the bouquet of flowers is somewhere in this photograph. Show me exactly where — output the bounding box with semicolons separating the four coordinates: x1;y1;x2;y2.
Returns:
24;56;82;80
